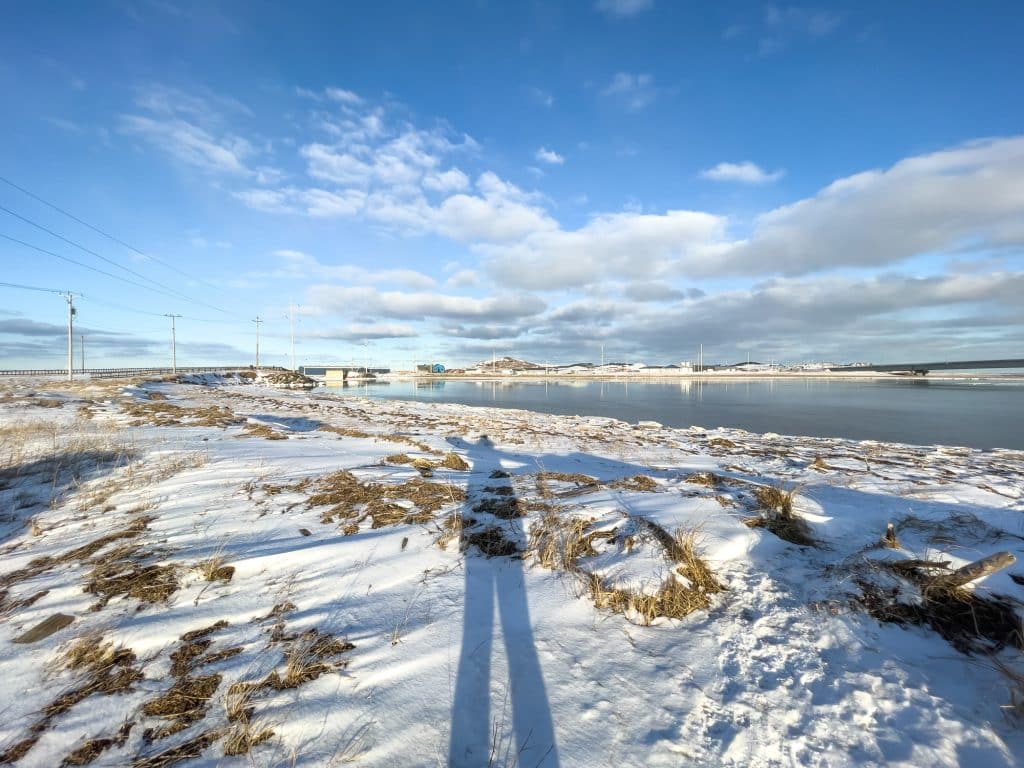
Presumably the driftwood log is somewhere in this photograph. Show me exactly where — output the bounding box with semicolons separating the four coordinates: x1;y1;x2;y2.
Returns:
930;551;1016;590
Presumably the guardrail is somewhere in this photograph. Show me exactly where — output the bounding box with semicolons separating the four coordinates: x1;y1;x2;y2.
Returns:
0;366;286;378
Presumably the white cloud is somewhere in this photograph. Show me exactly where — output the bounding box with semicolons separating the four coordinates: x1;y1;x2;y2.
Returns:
723;136;1024;276
308;323;418;341
482;209;729;289
447;269;480;288
535;147;565;165
325;87;362;105
270;250;436;289
120;114;253;175
700;161;785;184
423;168;470;193
595;0;653;17
601;72;657;111
306;285;546;321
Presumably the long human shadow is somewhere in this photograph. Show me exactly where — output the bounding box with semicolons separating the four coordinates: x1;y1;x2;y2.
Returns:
449;436;561;768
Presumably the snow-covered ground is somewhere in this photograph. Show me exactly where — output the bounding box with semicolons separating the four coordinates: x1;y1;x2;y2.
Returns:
1;375;1022;767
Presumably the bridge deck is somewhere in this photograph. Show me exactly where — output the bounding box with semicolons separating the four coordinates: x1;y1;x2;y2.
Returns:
829;358;1024;373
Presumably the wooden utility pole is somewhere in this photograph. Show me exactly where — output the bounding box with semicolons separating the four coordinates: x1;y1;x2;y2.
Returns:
80;334;84;372
63;292;75;381
164;314;182;373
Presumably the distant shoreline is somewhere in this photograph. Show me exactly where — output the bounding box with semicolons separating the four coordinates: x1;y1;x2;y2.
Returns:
373;371;1024;384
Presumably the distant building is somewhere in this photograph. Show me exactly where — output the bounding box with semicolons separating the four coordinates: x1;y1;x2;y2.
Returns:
418;363;446;374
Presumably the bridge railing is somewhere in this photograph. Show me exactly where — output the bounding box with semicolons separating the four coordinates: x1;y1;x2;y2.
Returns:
0;366;286;378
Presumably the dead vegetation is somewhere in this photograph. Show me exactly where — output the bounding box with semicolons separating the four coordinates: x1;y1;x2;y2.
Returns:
0;514;154;591
853;559;1024;654
120;399;243;428
608;474;659;492
307;470;465;531
141;622;241;743
317;424;372;439
132;730;222;768
85;549;179;610
745;483;815;547
463;526;521;557
238;422;288;440
195;552;234;582
62;720;134;766
0;637;143;764
528;509;723;624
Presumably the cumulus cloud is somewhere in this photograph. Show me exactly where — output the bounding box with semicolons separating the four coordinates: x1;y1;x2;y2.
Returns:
535;147;565;165
701;161;784;184
307;323;418;341
482;209;730;289
305;285;546;322
622;281;687;302
723;136;1024;276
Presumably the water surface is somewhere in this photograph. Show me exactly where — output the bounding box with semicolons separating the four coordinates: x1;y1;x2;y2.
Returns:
326;378;1024;451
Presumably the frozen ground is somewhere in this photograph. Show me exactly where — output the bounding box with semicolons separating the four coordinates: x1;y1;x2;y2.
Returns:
0;374;1023;767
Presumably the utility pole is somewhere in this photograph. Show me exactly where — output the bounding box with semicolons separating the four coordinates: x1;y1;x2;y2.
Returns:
252;316;263;369
164;314;182;373
601;344;604;367
80;335;85;372
699;343;703;374
63;292;75;381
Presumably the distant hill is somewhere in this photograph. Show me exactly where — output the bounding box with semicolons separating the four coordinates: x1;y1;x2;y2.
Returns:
470;356;543;371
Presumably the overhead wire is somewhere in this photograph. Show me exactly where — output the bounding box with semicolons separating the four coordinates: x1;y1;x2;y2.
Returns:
0;173;223;292
0;232;188;298
0;202;227;314
0;280;68;295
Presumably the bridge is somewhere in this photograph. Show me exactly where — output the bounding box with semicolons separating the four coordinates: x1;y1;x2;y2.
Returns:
827;358;1024;376
298;365;391;383
0;365;267;378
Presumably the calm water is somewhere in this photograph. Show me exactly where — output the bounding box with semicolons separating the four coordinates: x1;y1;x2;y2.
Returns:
326;378;1024;451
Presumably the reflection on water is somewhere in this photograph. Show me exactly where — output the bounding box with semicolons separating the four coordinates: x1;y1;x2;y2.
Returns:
323;378;1024;450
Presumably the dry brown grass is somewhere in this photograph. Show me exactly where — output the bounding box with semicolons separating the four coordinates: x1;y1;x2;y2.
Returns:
529;510;597;571
238;423;288;440
684;472;725;487
307;470;465;530
0;637;143;764
439;452;470;471
222;721;274;756
61;720;134;766
120;399;242;428
745;483;815;547
142;674;222;740
317;424;372;439
435;512;463;549
267;629;356;690
707;437;737;450
194;550;234;582
132;729;222;767
85;552;179;610
587;572;714;625
608;475;659;492
0;514;153;590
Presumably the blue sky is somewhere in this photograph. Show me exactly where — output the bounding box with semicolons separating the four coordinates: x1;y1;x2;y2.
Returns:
1;0;1023;369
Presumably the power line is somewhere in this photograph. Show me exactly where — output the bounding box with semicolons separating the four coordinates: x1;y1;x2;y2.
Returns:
0;274;243;326
0;174;222;291
0;202;225;314
0;231;187;298
0;280;68;294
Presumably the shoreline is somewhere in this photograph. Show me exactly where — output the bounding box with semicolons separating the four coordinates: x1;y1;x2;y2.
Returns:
1;375;1022;766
